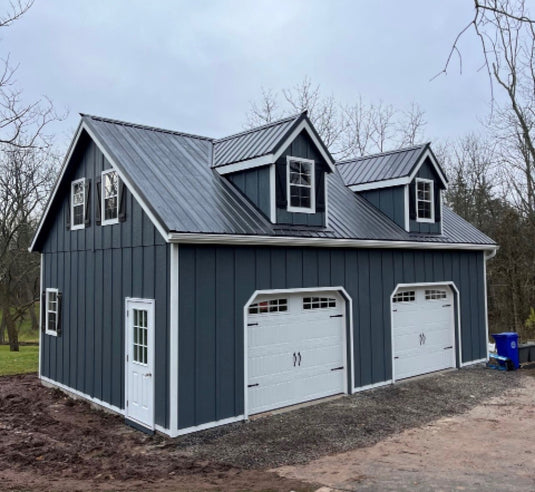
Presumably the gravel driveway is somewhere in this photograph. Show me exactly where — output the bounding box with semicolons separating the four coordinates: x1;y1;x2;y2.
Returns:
175;365;522;469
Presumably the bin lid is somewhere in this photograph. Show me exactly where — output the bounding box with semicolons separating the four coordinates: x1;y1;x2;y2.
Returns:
492;332;519;337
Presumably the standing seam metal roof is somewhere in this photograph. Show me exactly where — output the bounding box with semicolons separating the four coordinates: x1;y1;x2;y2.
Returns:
336;144;428;186
34;114;495;248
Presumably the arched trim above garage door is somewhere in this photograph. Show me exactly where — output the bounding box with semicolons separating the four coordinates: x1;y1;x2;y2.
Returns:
243;286;354;419
390;282;462;383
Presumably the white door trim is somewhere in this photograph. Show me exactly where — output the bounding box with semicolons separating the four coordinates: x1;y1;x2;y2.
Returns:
390;282;461;383
243;286;354;419
124;297;155;430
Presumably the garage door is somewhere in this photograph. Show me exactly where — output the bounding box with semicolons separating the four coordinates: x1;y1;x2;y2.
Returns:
247;291;346;415
392;286;456;381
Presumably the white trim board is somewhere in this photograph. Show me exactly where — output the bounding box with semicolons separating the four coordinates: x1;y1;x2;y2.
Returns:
169;244;179;433
242;286;354;420
40;376;124;416
168;231;497;252
157;415;246;438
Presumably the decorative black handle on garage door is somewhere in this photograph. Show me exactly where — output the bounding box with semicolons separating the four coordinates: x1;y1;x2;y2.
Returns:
293;352;297;366
297;352;302;366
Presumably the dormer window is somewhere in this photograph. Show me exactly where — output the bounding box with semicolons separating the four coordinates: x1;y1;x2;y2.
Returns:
416;178;434;222
287;156;315;213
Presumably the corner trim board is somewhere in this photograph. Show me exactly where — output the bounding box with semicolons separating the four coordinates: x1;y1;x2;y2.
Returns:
169;244;179;433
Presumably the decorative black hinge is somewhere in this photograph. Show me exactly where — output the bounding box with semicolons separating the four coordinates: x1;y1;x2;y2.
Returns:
248;383;259;388
443;345;453;350
247;322;259;327
443;304;452;307
394;356;399;359
331;366;344;371
330;314;343;318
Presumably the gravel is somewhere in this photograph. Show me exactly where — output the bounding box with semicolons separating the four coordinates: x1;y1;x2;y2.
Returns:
174;365;523;469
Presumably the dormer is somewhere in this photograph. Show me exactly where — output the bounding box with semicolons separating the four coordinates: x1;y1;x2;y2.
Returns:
337;143;448;234
213;112;335;227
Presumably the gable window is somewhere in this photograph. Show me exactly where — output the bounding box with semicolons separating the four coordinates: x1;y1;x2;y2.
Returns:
45;288;59;336
71;178;86;230
102;170;119;225
287;156;315;213
416;178;434;222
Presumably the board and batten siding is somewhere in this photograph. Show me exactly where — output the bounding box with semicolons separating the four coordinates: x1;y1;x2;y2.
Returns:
39;133;171;429
228;166;271;219
177;244;487;430
360;186;405;229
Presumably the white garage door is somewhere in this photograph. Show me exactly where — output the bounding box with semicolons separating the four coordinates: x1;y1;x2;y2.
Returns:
392;286;456;381
247;291;346;415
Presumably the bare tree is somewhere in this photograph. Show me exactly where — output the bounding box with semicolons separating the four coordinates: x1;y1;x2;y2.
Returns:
247;77;427;158
0;1;62;350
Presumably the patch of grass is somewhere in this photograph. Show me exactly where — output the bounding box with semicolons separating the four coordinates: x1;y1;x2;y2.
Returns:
0;344;38;376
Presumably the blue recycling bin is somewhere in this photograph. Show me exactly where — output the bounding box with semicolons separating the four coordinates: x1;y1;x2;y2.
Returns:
492;332;519;369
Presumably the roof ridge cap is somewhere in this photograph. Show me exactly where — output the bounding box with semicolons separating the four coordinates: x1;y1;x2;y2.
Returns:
335;143;428;165
214;112;303;143
80;113;214;142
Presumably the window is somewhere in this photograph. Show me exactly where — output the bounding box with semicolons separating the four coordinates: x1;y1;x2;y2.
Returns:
71;179;86;229
249;298;288;314
132;308;148;364
102;170;119;225
303;297;337;309
393;290;416;303
287;156;315;213
415;178;434;222
45;288;59;336
425;289;447;300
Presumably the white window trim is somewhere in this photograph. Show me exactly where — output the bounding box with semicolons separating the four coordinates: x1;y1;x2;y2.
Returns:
415;177;435;223
286;156;316;214
101;169;119;226
45;288;59;337
70;178;86;230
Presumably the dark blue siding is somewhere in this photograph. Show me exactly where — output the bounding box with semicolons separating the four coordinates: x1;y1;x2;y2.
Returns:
361;186;405;229
39;134;170;428
228;166;271;219
276;131;326;226
177;245;487;429
410;158;442;234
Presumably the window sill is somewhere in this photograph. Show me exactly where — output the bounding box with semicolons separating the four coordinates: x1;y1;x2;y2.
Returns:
45;330;58;337
71;224;85;231
101;219;119;226
287;206;316;214
416;218;435;224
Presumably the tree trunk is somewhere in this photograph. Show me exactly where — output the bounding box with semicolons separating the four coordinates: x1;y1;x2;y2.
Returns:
0;312;5;344
2;299;19;351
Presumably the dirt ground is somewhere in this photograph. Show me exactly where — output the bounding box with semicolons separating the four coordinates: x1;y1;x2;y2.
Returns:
0;374;312;492
277;371;535;491
0;366;532;491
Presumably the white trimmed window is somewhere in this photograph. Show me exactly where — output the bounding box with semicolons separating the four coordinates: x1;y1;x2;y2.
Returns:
249;298;288;314
287;156;315;213
71;178;86;230
393;290;416;303
416;178;434;222
425;289;447;300
45;288;59;336
102;170;119;225
303;297;337;309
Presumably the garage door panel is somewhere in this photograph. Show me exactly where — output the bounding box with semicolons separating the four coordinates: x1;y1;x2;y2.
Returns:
247;292;346;415
393;286;455;381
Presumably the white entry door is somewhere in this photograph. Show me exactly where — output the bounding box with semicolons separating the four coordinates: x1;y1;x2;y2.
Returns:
125;298;155;429
247;291;346;415
392;286;456;381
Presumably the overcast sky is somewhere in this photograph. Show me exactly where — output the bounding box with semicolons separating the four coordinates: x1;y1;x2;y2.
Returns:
2;0;495;150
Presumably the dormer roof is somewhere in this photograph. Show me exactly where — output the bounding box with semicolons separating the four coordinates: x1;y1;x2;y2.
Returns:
213;111;336;174
337;143;448;192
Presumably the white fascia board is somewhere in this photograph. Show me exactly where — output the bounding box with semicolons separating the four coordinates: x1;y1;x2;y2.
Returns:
29;120;85;252
273;119;336;172
215;154;274;175
168;231;498;252
408;148;448;189
349;177;410;192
